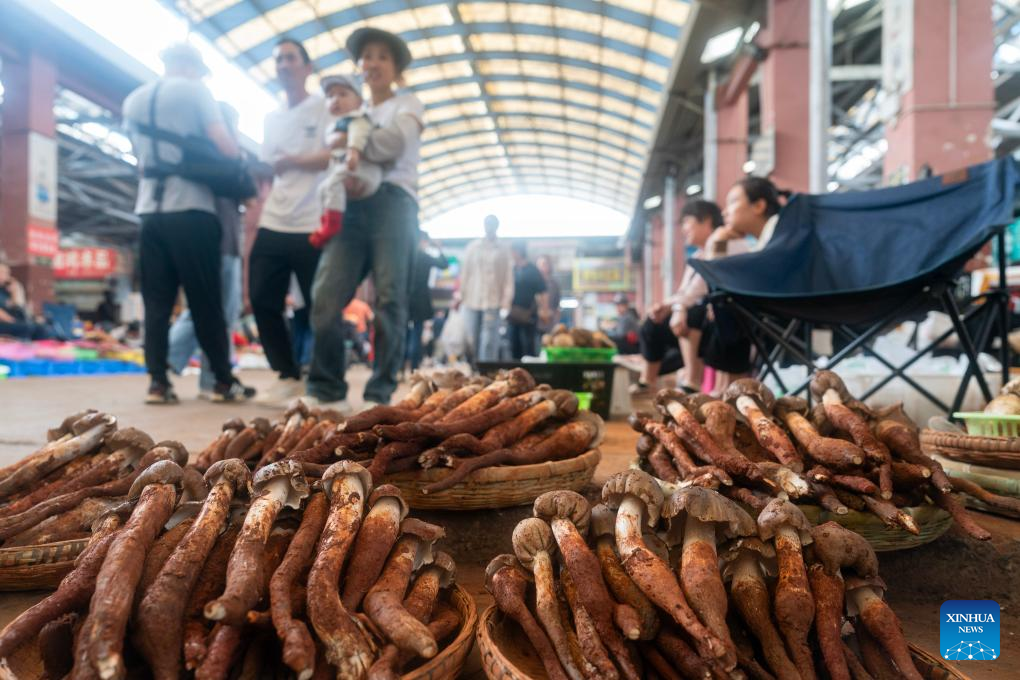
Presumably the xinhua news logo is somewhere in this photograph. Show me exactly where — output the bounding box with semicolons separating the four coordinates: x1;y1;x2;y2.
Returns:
940;600;1000;661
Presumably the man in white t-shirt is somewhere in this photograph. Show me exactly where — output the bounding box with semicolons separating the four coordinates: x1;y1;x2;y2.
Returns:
250;38;331;405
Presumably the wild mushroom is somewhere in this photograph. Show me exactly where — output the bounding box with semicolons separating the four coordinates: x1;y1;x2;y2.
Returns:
532;490;641;680
948;475;1020;515
723;380;802;471
807;466;878;495
83;459;184;680
720;537;799;680
756;498;817;680
223;417;271;461
629;411;732;486
512;518;586;680
341;484;409;611
696;399;773;485
654;627;712;680
845;575;922;680
205;459;309;625
184;521;242;671
757;461;812;499
589;504;659;641
135;459;250;680
810;371;892;498
416;383;484;423
600;471;725;666
636;435;680;482
775;395;864;470
873;404;951;492
374;391;542;442
306;461;375;678
363;518;446;660
662;486;756;671
485;554;569;680
196;418;246;469
437;368;535;423
367;601;461;680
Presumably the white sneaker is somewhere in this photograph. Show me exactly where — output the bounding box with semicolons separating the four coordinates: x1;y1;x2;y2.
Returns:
302;396;354;415
362;400;383;410
254;377;305;407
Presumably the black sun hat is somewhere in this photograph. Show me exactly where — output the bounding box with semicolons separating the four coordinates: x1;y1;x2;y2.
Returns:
346;27;413;72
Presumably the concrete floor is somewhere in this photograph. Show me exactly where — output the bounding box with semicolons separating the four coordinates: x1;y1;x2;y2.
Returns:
0;369;1017;678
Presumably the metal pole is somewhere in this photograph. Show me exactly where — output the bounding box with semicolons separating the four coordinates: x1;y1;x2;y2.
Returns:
809;0;832;193
662;166;678;302
703;69;718;201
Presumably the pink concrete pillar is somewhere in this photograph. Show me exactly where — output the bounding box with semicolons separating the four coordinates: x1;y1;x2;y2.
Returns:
715;88;749;200
762;0;811;192
0;51;57;311
671;193;686;291
649;213;665;309
883;0;995;182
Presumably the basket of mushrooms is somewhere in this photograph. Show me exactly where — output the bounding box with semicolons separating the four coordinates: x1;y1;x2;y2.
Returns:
477;481;969;680
629;371;1018;550
190;368;604;511
0;458;476;679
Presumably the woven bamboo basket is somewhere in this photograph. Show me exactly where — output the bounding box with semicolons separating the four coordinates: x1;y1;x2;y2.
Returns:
477;606;971;680
921;429;1020;469
0;583;477;680
384;449;601;510
0;537;90;591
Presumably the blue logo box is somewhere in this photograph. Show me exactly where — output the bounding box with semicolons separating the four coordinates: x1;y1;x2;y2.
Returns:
940;600;1000;661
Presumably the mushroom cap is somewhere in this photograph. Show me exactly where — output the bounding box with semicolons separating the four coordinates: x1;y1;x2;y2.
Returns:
129;460;185;499
166;500;204;529
723;379;776;413
700;399;738;425
548;390;579;418
810;521;879;578
367;483;409;521
105;428;155;455
627;411;655;434
512;517;557;571
533;490;591;536
844;575;887;616
250;417;272;436
429;550;457;587
775;395;808;418
484;553;521;592
204;458;252;494
602;469;664;527
222;417;246;432
91;501;134;531
285;399;311;418
575;411;606;448
504;368;537;394
470;375;493;387
589;503;617;538
663;487;757;540
253;460;310;509
719;537;777;582
635;433;657;458
432;369;468;390
71;412;116;436
809;370;852;402
48;409;98;440
652;388;689;419
321;460;372;501
682;393;716;421
643;529;671;562
756;498;814;544
152;441;189;466
179;466;210;503
400;518;446;569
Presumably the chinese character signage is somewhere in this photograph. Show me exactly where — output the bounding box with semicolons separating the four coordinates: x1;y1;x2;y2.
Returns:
53;248;118;279
26;224;59;259
572;257;630;292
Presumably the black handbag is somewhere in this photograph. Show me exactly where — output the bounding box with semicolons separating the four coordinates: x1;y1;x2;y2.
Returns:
508;303;535;325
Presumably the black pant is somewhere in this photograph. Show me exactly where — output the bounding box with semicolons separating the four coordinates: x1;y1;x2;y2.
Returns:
510;322;537;360
140;210;231;386
249;228;321;380
639;318;684;375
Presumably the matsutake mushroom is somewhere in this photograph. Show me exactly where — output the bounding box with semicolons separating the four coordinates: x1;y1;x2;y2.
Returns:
775;395;864;470
512;518;585;680
486;554;569;680
723;379;802;471
756;498;817;680
532;490;641;680
341;484;409;611
661;486;757;672
600;471;726;667
307;461;374;679
205;460;309;625
845;575;923;680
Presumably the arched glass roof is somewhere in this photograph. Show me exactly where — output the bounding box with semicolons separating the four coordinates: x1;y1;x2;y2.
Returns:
169;0;690;219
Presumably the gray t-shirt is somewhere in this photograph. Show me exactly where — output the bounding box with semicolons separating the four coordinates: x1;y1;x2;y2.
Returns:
122;77;224;216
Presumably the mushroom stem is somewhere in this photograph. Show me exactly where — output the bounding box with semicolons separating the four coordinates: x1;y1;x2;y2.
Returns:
727;552;799;680
363;534;437;658
613;496;727;665
930;487;991;540
679;515;738;670
840;640;879;680
807;563;850;680
341;493;406;611
593;534;659;640
560;569;618;680
532;550;586;680
654;627;712;680
773;525;817;680
949;475;1020;515
556;583;602;680
778;405;863;469
733;395;801;471
849;587;923;680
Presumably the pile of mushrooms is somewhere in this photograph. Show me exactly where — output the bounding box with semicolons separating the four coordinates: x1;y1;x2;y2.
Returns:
487;477;931;680
192;367;603;495
630;372;1019;540
0;456;464;679
542;324;616;349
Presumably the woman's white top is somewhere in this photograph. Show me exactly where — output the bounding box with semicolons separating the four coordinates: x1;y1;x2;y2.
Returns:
364;90;425;202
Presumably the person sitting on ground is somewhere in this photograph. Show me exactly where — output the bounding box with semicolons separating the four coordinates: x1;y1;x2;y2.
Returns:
610;293;641;354
308;73;383;249
632;199;748;395
0;262;52;341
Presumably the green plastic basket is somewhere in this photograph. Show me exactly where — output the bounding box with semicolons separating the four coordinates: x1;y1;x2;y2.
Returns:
953;412;1020;437
574;392;593;411
544;346;617;363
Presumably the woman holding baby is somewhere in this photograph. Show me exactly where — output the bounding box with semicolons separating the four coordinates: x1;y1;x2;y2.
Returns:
306;27;425;411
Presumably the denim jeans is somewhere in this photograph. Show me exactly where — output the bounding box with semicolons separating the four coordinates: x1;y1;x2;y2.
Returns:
406;319;426;371
307;183;417;403
168;254;242;391
466;308;503;363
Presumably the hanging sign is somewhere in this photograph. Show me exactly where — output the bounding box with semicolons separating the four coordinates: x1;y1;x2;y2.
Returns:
28;132;58;223
572;257;629;292
53;247;118;279
26;224;59;259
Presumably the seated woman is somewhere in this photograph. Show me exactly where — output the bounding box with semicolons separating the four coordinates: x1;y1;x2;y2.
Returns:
0;262;53;341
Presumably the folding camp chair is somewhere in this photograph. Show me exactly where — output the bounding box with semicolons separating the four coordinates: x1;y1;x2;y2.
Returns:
691;158;1018;414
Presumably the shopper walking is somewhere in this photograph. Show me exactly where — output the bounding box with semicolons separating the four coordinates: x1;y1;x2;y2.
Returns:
122;43;252;404
507;242;549;360
461;215;514;363
407;231;448;371
250;38;331;405
305;27;425;410
535;255;560;334
167;103;247;399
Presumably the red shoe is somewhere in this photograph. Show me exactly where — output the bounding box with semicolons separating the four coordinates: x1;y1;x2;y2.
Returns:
309;210;343;248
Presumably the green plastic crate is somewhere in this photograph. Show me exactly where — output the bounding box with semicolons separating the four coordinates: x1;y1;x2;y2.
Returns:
545;346;617;363
953;412;1020;437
